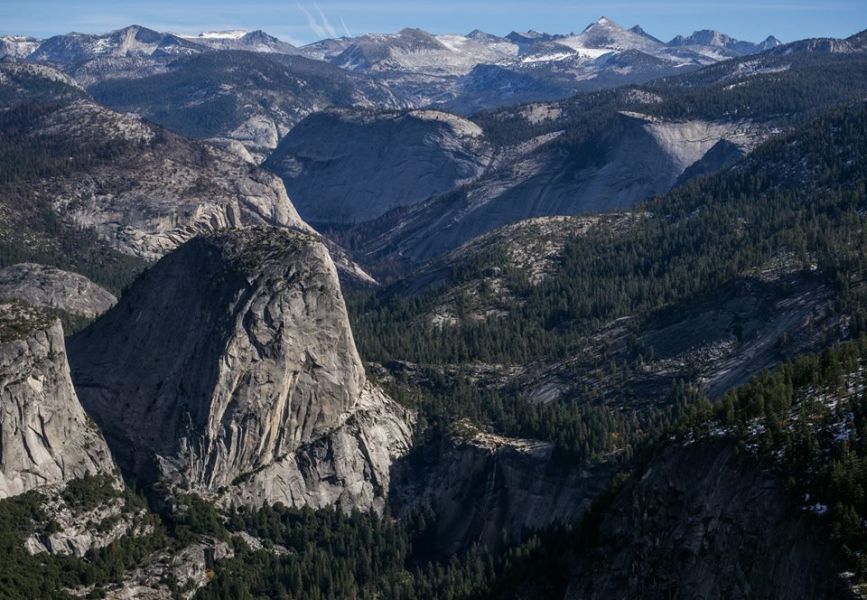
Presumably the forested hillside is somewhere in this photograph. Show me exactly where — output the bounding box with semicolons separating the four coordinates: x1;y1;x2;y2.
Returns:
0;67;147;292
326;48;867;270
1;21;866;600
348;101;867;463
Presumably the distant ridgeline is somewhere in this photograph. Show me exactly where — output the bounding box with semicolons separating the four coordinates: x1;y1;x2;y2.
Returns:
0;18;866;600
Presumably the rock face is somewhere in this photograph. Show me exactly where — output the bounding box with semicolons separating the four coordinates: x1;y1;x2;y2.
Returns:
41;100;309;261
391;429;612;555
96;538;233;600
0;303;116;498
69;228;412;511
563;439;851;599
0;263;117;319
23;478;151;558
29;25;203;64
266;108;490;225
348;111;762;265
0;62;310;262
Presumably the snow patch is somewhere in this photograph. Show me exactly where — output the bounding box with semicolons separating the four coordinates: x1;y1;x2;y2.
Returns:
192;30;248;40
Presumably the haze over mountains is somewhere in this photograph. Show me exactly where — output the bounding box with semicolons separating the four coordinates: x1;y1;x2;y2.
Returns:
1;10;867;599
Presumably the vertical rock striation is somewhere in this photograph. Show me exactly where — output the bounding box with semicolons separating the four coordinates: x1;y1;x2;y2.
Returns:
0;303;116;498
69;227;412;511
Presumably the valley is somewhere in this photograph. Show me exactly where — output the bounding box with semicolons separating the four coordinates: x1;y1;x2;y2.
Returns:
0;11;865;599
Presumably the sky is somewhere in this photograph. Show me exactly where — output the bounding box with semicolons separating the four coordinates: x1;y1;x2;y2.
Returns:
1;0;865;46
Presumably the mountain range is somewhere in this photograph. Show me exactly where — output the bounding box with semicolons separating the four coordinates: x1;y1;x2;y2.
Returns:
1;19;781;156
1;14;867;600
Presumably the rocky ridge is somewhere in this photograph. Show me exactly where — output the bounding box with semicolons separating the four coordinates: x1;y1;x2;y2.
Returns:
0;263;117;319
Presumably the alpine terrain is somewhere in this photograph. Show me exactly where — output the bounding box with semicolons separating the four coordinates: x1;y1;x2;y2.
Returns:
0;8;866;600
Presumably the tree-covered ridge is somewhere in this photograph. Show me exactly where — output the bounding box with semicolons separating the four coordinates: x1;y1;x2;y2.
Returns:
473;51;867;149
0;65;147;293
196;499;606;600
0;61;86;107
678;335;867;585
0;476;166;600
349;101;867;369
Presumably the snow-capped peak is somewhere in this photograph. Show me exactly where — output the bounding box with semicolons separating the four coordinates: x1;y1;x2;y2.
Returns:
584;16;621;32
566;16;661;52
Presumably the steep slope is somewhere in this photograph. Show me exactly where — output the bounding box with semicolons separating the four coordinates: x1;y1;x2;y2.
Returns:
0;61;308;266
0;303;116;498
535;335;867;599
391;428;613;555
181;30;300;54
560;439;850;599
330;46;867;270
0;263;117;319
69;228;412;511
29;25;204;63
347;110;762;265
89;51;406;160
266;108;491;225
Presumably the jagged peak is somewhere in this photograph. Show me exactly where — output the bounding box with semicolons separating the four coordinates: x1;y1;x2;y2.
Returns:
467;29;501;41
758;35;783;49
584;16;623;31
509;29;546;38
629;25;663;44
114;24;163;37
398;26;432;36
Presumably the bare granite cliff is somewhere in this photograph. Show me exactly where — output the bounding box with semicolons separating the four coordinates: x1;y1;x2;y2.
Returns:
0;263;117;319
265;108;491;225
69;227;412;511
391;428;612;555
0;303;116;498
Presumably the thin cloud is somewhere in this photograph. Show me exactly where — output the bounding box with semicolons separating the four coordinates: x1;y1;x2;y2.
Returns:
296;1;327;38
339;15;353;38
314;2;339;37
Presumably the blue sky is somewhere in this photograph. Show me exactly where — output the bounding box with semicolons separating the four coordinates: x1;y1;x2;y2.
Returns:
2;0;865;46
